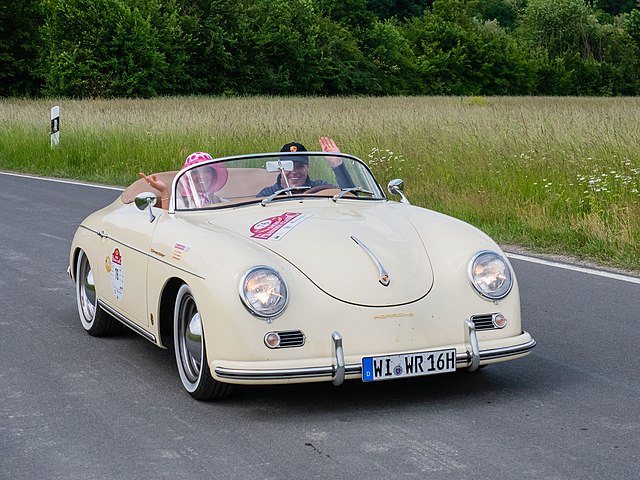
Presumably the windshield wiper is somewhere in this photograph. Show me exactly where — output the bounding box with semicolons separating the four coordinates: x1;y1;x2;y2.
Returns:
331;187;374;202
261;186;311;206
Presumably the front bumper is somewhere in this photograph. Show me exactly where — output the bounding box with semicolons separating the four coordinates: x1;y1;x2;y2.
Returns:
214;322;536;385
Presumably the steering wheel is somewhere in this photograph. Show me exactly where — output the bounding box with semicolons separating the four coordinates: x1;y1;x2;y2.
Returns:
306;184;338;194
276;186;310;196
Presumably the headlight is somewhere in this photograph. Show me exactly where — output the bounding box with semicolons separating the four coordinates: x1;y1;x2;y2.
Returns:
468;251;513;300
239;266;288;319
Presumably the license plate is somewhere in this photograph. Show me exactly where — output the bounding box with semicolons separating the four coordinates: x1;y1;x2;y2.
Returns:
362;348;456;382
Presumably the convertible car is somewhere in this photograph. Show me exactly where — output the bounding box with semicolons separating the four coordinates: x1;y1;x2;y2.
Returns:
69;151;535;400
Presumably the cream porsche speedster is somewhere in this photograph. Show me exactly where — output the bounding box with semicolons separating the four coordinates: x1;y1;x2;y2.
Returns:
69;151;536;400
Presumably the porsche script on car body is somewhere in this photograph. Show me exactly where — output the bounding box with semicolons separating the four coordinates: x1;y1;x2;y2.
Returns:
69;151;535;400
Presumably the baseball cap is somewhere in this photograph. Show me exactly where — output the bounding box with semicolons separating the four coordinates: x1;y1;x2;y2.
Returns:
280;142;309;165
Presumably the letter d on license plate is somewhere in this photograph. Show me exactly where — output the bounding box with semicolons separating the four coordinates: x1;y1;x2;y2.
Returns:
362;348;456;382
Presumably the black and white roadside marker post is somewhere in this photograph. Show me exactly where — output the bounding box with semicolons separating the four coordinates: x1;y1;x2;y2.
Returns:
51;106;60;147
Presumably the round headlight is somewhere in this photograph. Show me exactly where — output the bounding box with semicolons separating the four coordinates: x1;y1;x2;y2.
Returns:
468;251;513;300
239;266;288;319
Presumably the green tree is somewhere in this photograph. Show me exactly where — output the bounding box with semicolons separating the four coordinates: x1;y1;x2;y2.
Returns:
402;1;535;95
9;0;636;97
309;16;379;94
173;0;231;94
362;19;423;93
468;0;518;29
591;0;638;16
202;0;379;95
316;0;377;30
625;8;640;47
517;0;640;95
0;0;42;96
366;0;433;20
204;0;323;95
39;0;188;97
518;0;598;58
146;0;200;95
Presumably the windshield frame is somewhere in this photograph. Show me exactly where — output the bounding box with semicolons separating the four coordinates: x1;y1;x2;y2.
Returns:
169;151;386;213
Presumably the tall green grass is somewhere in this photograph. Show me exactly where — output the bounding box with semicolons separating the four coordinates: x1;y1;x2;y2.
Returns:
1;96;639;271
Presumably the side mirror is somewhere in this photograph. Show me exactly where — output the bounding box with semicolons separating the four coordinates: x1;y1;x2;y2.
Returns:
266;160;294;173
387;179;410;205
135;192;158;222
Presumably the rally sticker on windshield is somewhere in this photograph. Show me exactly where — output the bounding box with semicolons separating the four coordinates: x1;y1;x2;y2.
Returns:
250;212;310;241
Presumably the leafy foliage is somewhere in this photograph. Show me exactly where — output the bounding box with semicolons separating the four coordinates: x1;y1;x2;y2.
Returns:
516;0;640;95
40;0;174;97
467;0;518;29
625;8;640;46
0;0;42;96
366;0;433;20
518;0;597;58
2;0;640;97
592;0;638;16
403;1;536;95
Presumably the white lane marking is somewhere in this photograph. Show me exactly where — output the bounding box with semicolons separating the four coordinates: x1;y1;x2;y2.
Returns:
506;253;640;285
3;172;639;284
39;232;68;242
0;171;124;191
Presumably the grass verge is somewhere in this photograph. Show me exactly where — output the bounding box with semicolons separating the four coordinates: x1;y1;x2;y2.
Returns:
1;96;639;271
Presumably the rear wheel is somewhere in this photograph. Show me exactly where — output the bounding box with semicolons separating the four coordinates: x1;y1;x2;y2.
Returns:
174;284;231;400
75;250;121;336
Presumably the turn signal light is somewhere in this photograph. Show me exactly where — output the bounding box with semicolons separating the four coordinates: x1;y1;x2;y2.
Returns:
493;313;508;328
264;332;281;348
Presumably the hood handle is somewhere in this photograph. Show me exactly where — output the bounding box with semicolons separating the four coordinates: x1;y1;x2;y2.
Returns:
351;236;390;286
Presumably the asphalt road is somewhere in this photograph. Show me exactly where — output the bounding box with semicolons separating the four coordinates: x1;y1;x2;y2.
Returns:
1;172;639;480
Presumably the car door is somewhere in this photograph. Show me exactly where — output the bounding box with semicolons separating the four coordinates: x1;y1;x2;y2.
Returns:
96;204;161;328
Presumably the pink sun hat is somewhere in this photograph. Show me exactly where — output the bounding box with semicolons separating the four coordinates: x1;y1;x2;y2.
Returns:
182;152;229;192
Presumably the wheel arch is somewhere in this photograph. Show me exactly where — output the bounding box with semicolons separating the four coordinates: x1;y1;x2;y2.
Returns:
70;247;82;282
70;226;101;283
158;277;185;349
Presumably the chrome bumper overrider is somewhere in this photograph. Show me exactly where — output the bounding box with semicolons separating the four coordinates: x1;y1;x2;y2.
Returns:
214;324;537;385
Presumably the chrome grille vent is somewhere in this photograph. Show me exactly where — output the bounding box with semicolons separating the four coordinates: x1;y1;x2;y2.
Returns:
470;314;496;331
275;330;305;348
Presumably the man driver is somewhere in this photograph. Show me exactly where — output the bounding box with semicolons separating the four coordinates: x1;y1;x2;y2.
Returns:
257;136;353;197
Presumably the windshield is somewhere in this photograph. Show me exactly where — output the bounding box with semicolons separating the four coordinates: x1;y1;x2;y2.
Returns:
172;152;385;211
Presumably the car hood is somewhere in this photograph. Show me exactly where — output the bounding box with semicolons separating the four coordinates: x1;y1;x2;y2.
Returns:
207;202;434;306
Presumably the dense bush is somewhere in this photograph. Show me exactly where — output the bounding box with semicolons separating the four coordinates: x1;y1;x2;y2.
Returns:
517;0;640;95
0;0;42;96
1;0;638;97
39;0;177;97
403;1;537;95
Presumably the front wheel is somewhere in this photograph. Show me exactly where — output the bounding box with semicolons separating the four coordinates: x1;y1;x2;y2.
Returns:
174;284;231;400
75;250;121;336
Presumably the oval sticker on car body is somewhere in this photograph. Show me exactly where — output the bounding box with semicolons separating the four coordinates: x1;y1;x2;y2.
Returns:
250;212;311;241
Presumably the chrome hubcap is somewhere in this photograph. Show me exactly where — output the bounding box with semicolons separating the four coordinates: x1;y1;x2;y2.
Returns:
79;258;96;322
185;313;203;366
178;294;202;383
